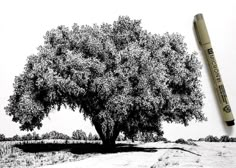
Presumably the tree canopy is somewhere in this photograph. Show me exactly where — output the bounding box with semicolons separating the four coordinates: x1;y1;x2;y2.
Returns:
5;16;205;146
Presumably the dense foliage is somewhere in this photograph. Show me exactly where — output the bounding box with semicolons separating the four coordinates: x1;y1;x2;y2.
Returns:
0;134;5;141
5;16;205;146
72;129;87;140
41;131;70;140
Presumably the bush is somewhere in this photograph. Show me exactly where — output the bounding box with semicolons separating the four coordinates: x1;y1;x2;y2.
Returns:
154;136;168;142
135;132;156;142
41;133;50;139
72;130;87;140
32;132;41;140
229;137;236;142
92;134;100;140
12;135;22;141
22;133;33;141
219;135;230;142
41;131;70;140
88;133;93;141
175;138;188;144
205;135;219;142
187;138;196;142
198;138;205;141
0;134;5;141
175;138;197;146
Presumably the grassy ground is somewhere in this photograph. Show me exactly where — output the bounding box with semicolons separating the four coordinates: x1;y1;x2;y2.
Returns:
1;141;236;168
151;142;236;168
0;140;101;168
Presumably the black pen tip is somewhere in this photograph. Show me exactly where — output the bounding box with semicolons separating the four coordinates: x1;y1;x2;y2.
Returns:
226;120;235;126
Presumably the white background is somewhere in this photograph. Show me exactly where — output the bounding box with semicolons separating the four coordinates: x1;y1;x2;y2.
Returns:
0;0;235;140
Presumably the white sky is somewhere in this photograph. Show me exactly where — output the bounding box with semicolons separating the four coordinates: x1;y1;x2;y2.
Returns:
0;0;236;141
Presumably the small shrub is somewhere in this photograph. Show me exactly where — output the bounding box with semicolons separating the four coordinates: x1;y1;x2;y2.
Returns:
220;135;230;142
0;134;5;141
205;135;219;142
175;138;197;146
198;138;205;142
187;138;196;142
93;134;100;140
155;136;167;142
175;138;188;144
88;133;93;141
12;135;21;141
72;130;87;140
229;137;236;142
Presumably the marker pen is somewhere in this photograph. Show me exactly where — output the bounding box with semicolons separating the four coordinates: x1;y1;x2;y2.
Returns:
194;13;234;126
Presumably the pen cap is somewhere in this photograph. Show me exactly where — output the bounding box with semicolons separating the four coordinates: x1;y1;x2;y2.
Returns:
194;14;211;45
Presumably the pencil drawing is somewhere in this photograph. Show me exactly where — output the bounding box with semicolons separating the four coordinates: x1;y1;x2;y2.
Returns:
1;15;235;168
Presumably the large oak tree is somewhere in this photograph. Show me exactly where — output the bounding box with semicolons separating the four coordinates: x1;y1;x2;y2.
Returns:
5;16;205;146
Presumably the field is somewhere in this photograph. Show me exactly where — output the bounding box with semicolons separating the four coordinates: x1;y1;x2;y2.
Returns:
0;140;101;168
151;142;236;168
1;140;236;168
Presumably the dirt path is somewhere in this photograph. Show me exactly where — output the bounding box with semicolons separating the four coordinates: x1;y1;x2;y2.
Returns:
38;142;236;168
39;142;173;168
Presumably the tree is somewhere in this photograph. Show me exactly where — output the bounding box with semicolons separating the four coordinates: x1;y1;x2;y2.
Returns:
41;133;50;139
41;131;70;140
32;132;40;140
205;135;219;142
93;134;100;140
88;132;93;140
5;16;205;147
22;133;33;141
219;135;230;142
0;134;5;141
72;129;87;140
12;134;22;141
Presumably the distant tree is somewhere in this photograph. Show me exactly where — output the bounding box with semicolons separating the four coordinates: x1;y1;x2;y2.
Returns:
93;134;100;140
0;134;5;141
154;136;167;142
175;138;187;144
59;133;71;140
22;133;33;141
187;138;195;142
5;16;205;147
198;138;205;142
229;137;236;142
72;130;87;140
175;138;197;146
205;135;219;142
32;132;40;140
42;131;70;139
41;133;50;139
12;134;21;141
88;133;93;141
41;131;69;139
5;137;13;141
48;131;58;139
219;135;230;142
142;132;155;142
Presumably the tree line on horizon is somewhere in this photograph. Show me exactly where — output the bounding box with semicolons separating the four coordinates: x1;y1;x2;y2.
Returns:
0;130;100;141
1;131;236;143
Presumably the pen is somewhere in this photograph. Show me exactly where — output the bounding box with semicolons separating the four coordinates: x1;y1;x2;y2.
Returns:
194;13;235;126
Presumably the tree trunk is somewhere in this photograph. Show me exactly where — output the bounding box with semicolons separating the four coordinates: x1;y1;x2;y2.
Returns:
93;120;120;148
